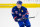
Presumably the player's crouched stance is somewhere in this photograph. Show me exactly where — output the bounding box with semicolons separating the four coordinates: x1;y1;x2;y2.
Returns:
11;1;31;27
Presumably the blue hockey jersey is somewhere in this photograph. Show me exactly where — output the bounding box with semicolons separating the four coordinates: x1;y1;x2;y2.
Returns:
12;6;29;21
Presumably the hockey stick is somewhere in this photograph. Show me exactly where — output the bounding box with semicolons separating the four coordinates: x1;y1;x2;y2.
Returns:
29;16;35;19
17;16;35;21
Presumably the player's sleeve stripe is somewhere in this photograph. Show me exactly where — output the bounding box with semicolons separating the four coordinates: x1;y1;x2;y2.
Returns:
14;16;17;19
11;10;14;14
26;10;29;14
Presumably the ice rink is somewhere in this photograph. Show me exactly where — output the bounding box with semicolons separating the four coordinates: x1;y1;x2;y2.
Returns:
0;0;40;27
0;8;40;27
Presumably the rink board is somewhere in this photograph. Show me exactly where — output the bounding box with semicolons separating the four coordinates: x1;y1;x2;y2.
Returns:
0;4;40;8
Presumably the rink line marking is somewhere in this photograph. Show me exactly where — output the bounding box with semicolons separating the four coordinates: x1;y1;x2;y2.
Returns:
0;4;40;8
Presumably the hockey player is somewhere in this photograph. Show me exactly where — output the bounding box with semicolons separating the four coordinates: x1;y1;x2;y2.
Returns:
12;1;31;27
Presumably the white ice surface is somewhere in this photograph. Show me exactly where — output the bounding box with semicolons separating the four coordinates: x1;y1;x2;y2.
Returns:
0;8;40;27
